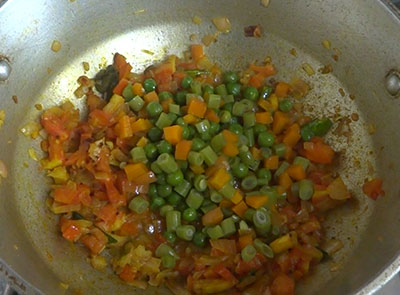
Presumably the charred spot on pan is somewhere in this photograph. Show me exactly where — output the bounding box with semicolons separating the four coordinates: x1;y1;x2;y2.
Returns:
244;25;262;38
94;65;119;101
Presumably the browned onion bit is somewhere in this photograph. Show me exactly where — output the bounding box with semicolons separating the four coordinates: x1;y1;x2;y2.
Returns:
244;25;262;38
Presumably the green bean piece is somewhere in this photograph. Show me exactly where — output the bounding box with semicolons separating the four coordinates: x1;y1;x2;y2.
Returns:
218;183;236;200
188;151;204;166
207;94;221;109
160;205;174;217
229;123;243;135
201;203;218;214
122;84;134;101
151;196;166;210
253;123;267;135
186;189;204;209
128;95;145;112
293;156;310;171
195;120;210;134
254;239;274;258
241;175;258;191
210;190;223;203
221;217;236;236
273;143;287;157
243;112;256;128
244;208;256;222
191;80;202;95
157;153;179;173
241;244;257;262
177;160;189;171
260;147;272;159
211;133;226;152
176;225;196;241
156;112;173;129
216;84;228;96
194;175;207;192
207;225;224;240
274;161;290;179
200;146;218;166
162;255;176;269
203;84;214;95
244;128;255;147
192;138;206;151
169;104;181;115
130;147;147;163
298;179;314;200
129;197;149;214
174;179;192;197
155;243;177;258
166;210;181;232
220;110;232;123
253;209;271;232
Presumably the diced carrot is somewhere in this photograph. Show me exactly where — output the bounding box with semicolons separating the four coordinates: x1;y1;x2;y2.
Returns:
113;79;130;95
62;223;81;242
133;171;157;185
231;190;243;205
119;265;136;282
161;97;174;113
232;201;248;218
250;146;262;160
205;109;220;123
143;91;159;103
255;112;273;124
302;139;335;164
258;99;272;111
191;44;204;62
270;274;295;295
132;82;145;97
175;140;193;160
187;99;207;118
54;183;79;205
222;129;238;143
114;53;132;80
284;146;295;162
119;222;139;236
246;195;268;209
81;234;106;255
362;178;385;200
222;142;239;157
131;118;152;133
287;164;306;181
163;125;183;145
272;111;291;134
97;203;117;224
264;155;279;170
249;64;276;77
183;114;199;124
124;163;148;181
283;123;301;147
238;234;253;250
115;115;133;139
202;207;224;226
275;82;291;98
249;73;265;88
208;168;231;190
279;172;292;191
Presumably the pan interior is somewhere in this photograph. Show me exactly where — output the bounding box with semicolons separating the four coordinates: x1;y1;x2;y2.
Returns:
3;0;399;295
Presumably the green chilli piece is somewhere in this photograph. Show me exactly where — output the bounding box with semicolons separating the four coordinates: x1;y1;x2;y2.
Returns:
241;244;257;262
157;153;179;174
166;210;181;232
186;189;204;209
176;225;196;241
254;239;274;258
129;197;149;214
298;179;314;200
128;96;145;112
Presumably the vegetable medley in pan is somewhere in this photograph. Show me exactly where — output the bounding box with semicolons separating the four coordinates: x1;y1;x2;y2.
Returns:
39;44;384;295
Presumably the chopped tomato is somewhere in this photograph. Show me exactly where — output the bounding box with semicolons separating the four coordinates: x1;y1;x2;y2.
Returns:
104;180;126;206
214;264;237;282
270;274;295;295
119;265;136;282
362;178;385;200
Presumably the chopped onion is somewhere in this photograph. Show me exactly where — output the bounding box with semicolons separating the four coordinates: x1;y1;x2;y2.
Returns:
202;34;217;47
321;239;344;256
0;160;7;178
261;0;270;7
192;16;202;25
327;177;350;200
322;40;331;49
302;63;315;76
212;17;232;33
51;40;62;52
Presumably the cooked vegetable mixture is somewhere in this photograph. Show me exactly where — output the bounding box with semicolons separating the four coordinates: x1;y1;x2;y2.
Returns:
39;44;384;295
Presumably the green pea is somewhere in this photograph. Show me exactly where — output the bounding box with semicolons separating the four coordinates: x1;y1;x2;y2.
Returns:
157;140;173;154
159;91;173;101
279;99;293;112
181;76;194;89
253;123;267;135
243;86;259;101
157;184;172;198
122;84;134;101
163;231;177;244
176;117;186;127
220;110;231;123
144;143;158;160
175;90;188;105
156;173;167;184
151;196;166;210
182;208;197;222
143;78;157;93
232;163;249;178
192;138;206;152
148;127;163;142
209;122;220;135
182;126;191;139
229;123;243;135
223;71;239;83
258;131;275;147
193;232;207;247
167;192;182;206
227;83;241;96
149;183;158;198
167;169;184;186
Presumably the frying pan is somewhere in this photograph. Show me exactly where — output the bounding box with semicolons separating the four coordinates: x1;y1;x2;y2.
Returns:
0;0;400;294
